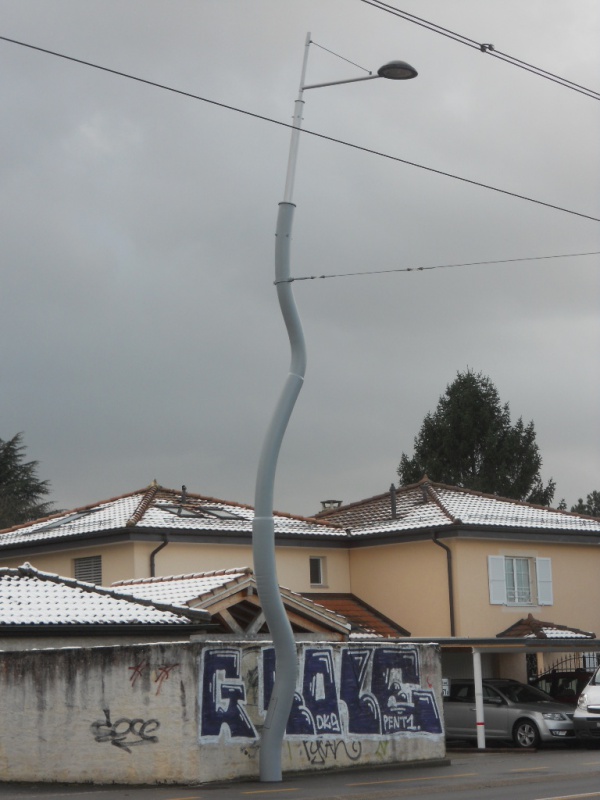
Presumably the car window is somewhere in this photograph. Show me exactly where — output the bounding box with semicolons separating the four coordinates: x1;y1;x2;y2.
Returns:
483;686;503;703
499;683;552;703
449;685;474;702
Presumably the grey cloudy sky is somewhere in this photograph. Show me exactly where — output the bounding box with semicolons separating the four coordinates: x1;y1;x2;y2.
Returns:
1;0;599;517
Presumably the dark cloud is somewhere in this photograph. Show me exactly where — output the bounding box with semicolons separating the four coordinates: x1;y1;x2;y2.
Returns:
1;0;598;516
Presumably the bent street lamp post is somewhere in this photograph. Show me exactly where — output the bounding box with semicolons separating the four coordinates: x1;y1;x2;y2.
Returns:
252;32;417;782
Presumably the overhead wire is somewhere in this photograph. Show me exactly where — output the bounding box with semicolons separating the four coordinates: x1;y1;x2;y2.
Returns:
274;250;600;284
1;34;599;224
360;0;600;101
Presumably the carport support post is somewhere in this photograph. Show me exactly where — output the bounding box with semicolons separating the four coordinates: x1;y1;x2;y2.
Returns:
472;649;486;749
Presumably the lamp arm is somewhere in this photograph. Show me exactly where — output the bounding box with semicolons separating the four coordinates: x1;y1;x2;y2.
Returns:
302;73;379;90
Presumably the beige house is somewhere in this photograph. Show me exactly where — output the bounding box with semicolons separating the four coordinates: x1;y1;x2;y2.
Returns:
1;477;600;679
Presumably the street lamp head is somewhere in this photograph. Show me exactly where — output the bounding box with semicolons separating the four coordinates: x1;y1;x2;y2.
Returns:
377;60;418;80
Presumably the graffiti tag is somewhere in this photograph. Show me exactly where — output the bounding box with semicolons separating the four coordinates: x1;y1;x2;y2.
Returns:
302;738;362;765
128;661;180;695
91;708;160;753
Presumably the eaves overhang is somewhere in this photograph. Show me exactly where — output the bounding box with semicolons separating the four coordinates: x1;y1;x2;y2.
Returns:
0;622;216;637
2;522;598;556
325;523;600;548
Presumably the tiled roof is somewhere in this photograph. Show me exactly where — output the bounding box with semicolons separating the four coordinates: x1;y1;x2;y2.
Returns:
0;563;211;626
304;593;410;638
112;568;253;606
497;613;595;639
3;479;599;553
0;483;345;548
113;569;352;635
315;478;600;536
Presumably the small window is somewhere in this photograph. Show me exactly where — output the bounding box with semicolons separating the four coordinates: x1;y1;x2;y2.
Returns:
309;556;326;586
74;555;102;585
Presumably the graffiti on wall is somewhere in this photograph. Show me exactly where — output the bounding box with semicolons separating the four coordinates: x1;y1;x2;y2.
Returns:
128;660;180;695
200;648;258;740
199;645;441;742
302;738;362;765
91;708;160;753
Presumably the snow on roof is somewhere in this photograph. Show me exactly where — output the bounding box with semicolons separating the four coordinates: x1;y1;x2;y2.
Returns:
2;480;599;552
113;569;352;633
525;628;594;639
497;613;595;639
0;484;344;547
112;568;252;606
316;478;600;536
0;564;211;626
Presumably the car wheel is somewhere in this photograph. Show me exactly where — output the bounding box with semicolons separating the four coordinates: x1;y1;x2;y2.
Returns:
513;719;540;749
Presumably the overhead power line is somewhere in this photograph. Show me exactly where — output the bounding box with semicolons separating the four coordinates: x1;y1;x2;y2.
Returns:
275;250;600;284
361;0;600;101
1;34;599;223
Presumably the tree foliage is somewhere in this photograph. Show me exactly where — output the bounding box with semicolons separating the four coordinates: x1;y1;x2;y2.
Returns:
571;491;600;517
398;371;555;505
0;433;54;529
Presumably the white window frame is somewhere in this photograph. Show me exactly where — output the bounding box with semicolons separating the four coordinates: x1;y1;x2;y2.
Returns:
309;556;327;587
488;555;553;606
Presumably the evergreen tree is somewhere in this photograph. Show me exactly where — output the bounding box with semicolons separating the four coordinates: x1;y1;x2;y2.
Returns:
0;433;54;528
571;491;600;517
398;371;555;505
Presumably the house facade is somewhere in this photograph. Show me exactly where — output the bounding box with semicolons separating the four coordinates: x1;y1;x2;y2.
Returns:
317;480;600;642
1;478;600;667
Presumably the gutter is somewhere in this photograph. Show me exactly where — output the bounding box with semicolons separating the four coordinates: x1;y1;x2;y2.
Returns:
432;534;456;636
150;534;169;577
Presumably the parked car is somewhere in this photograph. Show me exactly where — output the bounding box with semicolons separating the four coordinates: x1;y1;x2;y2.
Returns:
574;667;600;744
443;678;575;748
530;669;592;704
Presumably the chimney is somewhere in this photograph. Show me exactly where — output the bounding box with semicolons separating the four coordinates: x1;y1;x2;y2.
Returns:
390;484;397;519
320;499;342;511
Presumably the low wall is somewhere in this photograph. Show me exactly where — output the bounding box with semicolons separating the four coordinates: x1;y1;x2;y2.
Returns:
0;640;445;784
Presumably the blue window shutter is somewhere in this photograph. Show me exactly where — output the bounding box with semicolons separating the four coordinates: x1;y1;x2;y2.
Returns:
488;556;506;604
536;558;553;605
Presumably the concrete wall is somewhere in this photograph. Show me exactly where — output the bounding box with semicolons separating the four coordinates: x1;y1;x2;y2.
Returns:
0;640;444;784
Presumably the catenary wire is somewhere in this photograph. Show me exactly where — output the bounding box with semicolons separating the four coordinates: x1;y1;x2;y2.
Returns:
360;0;600;100
274;251;600;284
1;34;599;223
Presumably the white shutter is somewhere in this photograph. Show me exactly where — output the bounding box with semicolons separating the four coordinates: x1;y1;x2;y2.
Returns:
536;558;553;605
488;556;507;604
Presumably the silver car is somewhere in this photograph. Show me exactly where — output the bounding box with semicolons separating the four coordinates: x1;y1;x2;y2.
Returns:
443;679;575;748
574;667;600;744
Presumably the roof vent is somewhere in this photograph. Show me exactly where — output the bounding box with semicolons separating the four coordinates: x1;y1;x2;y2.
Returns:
390;484;397;519
321;499;342;511
178;485;188;516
